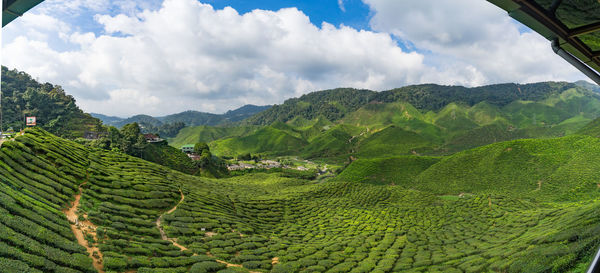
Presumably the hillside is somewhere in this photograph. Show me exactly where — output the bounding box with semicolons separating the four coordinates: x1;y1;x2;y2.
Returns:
210;126;308;157
1;66;103;138
244;88;375;125
414;135;600;201
169;125;260;148
2;128;600;272
577;117;600;137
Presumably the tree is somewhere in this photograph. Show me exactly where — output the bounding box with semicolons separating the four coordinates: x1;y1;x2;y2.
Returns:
120;123;143;154
194;142;209;154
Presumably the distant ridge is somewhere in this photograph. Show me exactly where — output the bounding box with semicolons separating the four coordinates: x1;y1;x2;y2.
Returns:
244;82;590;125
92;104;272;128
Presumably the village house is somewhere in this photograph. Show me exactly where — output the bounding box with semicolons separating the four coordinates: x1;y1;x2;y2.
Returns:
227;163;255;171
188;154;201;161
181;144;195;153
144;134;162;143
83;131;108;140
259;160;281;169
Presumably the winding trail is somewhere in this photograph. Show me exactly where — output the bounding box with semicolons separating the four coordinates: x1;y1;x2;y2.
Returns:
157;190;263;272
63;182;104;273
156;189;188;251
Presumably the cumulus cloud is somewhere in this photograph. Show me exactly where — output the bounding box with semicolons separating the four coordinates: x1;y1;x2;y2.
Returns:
2;0;434;116
362;0;584;85
2;0;587;117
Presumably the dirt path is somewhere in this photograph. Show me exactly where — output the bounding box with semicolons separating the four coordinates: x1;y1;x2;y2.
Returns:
63;182;104;273
205;252;261;273
156;190;188;251
157;191;262;272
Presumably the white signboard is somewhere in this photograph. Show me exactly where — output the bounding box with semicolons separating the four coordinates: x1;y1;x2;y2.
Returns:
26;117;36;126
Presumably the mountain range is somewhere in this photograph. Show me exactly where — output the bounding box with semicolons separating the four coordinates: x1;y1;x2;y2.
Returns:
91;105;272;128
172;81;600;160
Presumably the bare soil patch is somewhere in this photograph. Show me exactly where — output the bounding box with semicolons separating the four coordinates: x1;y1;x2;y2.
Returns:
63;182;104;273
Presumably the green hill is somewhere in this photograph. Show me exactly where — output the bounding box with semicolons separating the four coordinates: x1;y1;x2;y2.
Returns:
373;82;579;111
441;121;526;153
415;135;600;201
298;116;334;141
244;88;375;125
141;142;198;175
246;82;580;126
1;66;103;138
210;126;308;157
169;125;260;148
577;117;600;137
169;82;600;160
432;103;480;136
301;124;363;159
337;156;440;185
357;125;434;158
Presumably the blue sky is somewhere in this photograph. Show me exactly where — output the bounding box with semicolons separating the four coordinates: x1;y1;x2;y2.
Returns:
1;0;585;116
207;0;372;30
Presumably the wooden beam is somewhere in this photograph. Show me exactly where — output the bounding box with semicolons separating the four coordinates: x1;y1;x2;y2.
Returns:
513;0;600;69
569;21;600;38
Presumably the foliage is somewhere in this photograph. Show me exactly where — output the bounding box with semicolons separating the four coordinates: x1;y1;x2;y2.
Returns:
244;88;375;125
0;66;104;138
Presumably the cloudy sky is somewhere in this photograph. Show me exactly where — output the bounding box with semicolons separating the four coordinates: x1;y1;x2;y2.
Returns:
1;0;586;117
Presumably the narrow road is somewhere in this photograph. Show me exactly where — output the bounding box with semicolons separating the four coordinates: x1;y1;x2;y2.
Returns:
63;182;104;273
156;190;188;251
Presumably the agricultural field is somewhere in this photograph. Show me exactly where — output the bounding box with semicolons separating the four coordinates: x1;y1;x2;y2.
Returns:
1;127;600;272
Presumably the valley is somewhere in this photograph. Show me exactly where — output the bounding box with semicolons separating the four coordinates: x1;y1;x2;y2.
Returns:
4;0;600;272
2;68;600;272
2;121;600;272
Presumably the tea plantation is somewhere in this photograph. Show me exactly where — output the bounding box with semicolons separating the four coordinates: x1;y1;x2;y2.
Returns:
1;128;600;272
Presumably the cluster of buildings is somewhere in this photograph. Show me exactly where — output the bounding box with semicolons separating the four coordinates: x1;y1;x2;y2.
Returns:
227;160;310;171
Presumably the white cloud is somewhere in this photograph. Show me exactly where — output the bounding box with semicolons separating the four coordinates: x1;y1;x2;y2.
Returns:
2;0;434;116
338;0;346;12
362;0;585;85
2;0;588;117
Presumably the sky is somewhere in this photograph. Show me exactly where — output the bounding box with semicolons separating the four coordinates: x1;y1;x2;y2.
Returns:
1;0;587;117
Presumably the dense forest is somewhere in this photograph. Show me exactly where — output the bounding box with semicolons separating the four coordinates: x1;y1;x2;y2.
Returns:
243;82;593;125
0;66;103;138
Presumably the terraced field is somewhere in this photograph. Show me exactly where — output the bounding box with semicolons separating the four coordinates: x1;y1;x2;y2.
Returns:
2;128;600;272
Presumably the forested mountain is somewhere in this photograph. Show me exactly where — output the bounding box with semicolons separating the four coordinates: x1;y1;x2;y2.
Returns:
0;66;103;138
245;82;589;125
93;105;272;129
575;80;600;93
244;88;375;125
173;81;600;160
